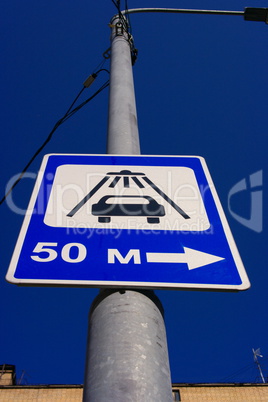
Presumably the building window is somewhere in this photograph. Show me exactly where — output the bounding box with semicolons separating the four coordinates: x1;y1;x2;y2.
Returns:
172;390;181;401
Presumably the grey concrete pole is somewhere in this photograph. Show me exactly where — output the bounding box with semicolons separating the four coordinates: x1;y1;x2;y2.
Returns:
83;14;173;402
106;15;140;154
83;290;173;401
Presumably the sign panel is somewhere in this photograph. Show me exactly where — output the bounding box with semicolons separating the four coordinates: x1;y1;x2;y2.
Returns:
6;154;250;290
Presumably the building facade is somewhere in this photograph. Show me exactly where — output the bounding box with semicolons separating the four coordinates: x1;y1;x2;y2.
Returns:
1;383;268;401
1;364;268;401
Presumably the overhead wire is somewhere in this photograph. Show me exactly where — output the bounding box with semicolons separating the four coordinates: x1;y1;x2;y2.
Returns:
124;0;132;34
64;87;86;116
220;355;268;383
59;79;109;124
92;57;107;74
0;68;110;206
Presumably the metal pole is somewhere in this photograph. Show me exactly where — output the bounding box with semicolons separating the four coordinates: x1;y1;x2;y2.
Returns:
83;14;173;402
257;361;266;384
83;290;173;401
253;349;266;383
106;15;140;154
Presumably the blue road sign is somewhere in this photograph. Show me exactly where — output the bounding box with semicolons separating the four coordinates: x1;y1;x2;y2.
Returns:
6;154;250;290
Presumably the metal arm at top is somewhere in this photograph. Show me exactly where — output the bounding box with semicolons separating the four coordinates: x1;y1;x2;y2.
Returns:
121;8;244;17
120;7;268;24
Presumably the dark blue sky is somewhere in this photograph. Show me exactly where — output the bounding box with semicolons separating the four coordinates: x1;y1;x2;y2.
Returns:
1;1;267;385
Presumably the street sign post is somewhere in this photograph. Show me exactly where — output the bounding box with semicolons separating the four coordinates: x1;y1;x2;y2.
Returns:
6;153;250;290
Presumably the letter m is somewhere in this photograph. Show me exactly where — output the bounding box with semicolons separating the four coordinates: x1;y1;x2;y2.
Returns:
108;249;141;264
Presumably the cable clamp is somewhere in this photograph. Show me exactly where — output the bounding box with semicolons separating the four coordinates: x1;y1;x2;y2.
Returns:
103;47;111;59
131;48;138;65
83;73;97;88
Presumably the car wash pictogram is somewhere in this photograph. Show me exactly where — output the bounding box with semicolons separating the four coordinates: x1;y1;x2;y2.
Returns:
66;169;190;225
43;161;210;231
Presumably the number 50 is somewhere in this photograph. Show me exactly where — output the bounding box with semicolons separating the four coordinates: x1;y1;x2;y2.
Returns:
31;242;87;263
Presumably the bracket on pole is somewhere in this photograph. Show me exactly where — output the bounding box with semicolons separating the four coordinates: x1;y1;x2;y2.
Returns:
115;22;124;36
103;47;111;59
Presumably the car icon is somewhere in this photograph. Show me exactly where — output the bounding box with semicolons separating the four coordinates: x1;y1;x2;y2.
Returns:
92;195;165;223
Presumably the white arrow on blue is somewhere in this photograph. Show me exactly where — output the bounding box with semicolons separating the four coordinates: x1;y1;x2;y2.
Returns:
146;247;225;270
